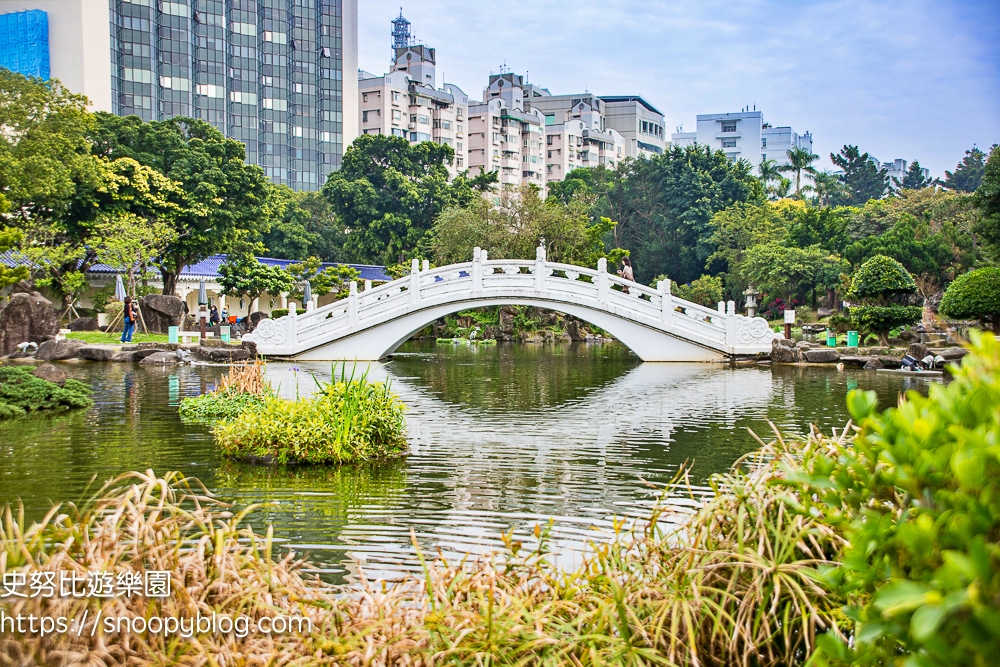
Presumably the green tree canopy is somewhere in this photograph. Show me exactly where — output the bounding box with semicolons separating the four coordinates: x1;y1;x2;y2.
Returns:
741;242;843;307
898;160;933;189
218;254;295;312
778;147;819;196
668;274;724;308
943;146;988;192
939;267;1000;333
285;256;359;302
261;186;347;262
830;145;888;205
974;145;1000;254
850;254;916;304
89;113;274;295
321;134;474;265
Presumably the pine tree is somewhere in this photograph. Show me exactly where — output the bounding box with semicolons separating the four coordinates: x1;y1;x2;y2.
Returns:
899;160;932;189
830;145;888;204
943;147;987;192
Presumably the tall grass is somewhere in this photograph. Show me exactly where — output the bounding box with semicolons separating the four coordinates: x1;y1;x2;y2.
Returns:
178;360;270;422
214;364;408;464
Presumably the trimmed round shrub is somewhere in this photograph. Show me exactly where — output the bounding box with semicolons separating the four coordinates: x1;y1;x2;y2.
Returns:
939;267;1000;333
851;305;923;346
851;254;916;304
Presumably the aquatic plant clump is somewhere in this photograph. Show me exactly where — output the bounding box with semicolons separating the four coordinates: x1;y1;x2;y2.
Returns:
0;365;92;420
214;370;408;465
179;360;270;422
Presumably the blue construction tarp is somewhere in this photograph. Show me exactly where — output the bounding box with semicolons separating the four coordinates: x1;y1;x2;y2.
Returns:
0;9;50;80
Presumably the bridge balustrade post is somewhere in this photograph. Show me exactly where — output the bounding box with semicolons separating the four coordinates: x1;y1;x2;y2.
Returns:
364;279;372;292
423;259;429;272
725;300;736;347
472;247;482;293
410;258;420;306
348;281;358;326
657;280;672;326
287;302;297;348
597;257;608;304
534;245;546;292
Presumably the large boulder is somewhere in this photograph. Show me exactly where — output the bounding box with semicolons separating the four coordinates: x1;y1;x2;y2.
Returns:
35;339;85;361
907;343;929;361
771;339;801;363
864;357;884;370
139;295;188;334
804;349;841;364
139;351;181;365
69;317;99;332
938;347;969;362
839;355;870;368
565;319;586;342
32;363;67;387
190;345;251;363
78;346;116;361
0;291;61;357
111;351;137;362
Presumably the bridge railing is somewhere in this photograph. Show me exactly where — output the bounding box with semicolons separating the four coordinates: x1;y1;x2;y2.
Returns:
247;246;779;355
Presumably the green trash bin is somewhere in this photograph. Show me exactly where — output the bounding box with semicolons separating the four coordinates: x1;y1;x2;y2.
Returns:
220;326;230;344
168;326;179;344
847;331;859;347
826;329;837;347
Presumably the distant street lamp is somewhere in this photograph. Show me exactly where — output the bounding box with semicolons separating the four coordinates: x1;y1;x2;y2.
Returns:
198;280;208;341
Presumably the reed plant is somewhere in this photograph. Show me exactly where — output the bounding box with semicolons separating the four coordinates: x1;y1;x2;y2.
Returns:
179;360;271;422
213;364;408;465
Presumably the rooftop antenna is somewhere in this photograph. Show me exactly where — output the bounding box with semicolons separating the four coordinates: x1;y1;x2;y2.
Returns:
391;9;411;64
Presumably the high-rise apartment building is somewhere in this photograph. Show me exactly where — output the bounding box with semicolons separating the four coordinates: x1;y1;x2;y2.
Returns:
670;110;813;171
599;96;666;158
357;27;469;179
0;0;358;191
466;73;547;193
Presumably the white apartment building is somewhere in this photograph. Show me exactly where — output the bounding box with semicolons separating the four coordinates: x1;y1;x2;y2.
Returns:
600;96;666;158
878;158;930;190
671;110;813;171
467;73;547;193
357;43;468;178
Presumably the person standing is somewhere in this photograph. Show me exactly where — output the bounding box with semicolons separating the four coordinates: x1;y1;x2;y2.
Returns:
618;256;635;294
209;304;220;326
121;296;138;343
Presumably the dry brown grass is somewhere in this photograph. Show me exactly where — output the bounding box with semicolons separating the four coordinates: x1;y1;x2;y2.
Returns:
215;360;267;396
1;427;853;666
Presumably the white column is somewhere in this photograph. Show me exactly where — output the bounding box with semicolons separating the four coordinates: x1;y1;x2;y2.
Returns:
597;257;608;304
658;279;672;326
534;245;546;291
348;281;358;325
726;300;737;348
472;247;482;292
364;279;372;292
278;292;287;308
287;302;298;347
409;258;420;306
422;259;429;272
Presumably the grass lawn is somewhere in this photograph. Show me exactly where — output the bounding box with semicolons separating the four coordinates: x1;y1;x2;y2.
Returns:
66;332;170;345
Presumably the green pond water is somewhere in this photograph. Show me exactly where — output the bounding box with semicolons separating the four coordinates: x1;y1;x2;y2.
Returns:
0;341;938;584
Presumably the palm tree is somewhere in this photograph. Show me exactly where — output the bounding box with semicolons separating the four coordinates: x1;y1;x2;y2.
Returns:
778;147;820;196
811;171;846;208
758;158;782;200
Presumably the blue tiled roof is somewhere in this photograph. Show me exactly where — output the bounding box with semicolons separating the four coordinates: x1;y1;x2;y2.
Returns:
1;251;391;282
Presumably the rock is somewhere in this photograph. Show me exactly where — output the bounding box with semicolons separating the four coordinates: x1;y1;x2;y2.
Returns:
32;363;67;386
863;357;884;370
111;351;136;362
138;295;188;334
795;340;814;350
817;307;833;318
241;340;257;358
12;280;44;298
0;291;62;357
133;348;165;361
771;340;801;363
839;355;869;368
139;351;181;365
190;345;251;363
246;311;267;333
897;329;919;343
77;346;116;361
774;337;796;348
499;306;515;334
566;319;586;342
878;355;906;368
938;347;968;361
35;339;85;361
907;343;929;361
804;349;841;363
200;338;227;348
69;317;99;332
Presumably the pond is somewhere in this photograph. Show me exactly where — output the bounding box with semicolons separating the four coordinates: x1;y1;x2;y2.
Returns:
0;341;938;584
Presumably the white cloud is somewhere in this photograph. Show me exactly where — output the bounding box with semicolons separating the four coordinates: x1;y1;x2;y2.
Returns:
359;0;1000;176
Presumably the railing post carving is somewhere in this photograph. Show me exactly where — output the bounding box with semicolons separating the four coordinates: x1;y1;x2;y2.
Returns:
410;258;420;306
657;279;672;327
535;245;546;291
348;281;358;325
287;302;297;348
725;300;736;348
472;247;482;293
597;257;608;304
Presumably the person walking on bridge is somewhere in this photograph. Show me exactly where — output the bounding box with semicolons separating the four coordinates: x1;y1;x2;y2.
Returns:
618;256;634;293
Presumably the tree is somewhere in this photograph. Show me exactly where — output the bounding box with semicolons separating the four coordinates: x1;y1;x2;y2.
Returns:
939;267;1000;333
0;227;29;290
285;256;359;302
432;185;625;268
849;254;921;344
261;186;348;262
92;213;177;298
811;171;847;208
830;145;889;204
741;242;841;309
217;254;295;312
777;147;819;196
669;274;724;308
974;145;1000;253
942;146;988;192
898;160;932;189
321;134;474;265
90;114;274;296
758;158;783;199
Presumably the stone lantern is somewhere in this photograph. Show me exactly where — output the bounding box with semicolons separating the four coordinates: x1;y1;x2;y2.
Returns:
743;284;759;318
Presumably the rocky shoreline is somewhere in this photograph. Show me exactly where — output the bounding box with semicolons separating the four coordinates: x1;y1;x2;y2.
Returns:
769;337;968;369
3;338;258;366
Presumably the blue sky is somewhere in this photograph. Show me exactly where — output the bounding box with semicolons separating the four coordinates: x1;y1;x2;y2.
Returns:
358;0;1000;177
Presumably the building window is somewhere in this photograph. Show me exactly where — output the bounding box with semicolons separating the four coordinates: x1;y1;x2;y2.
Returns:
392;109;402;122
722;139;737;148
392;91;400;102
362;111;369;122
721;122;737;132
362;93;368;103
762;138;767;148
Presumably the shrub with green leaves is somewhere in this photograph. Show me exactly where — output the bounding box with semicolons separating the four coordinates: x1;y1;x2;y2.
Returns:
669;274;724;308
269;308;289;319
939;266;1000;333
213;370;407;465
0;366;93;419
795;331;1000;666
178;388;268;422
850;254;920;344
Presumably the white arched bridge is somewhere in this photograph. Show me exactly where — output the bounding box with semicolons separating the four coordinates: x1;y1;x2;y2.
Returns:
243;247;782;362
